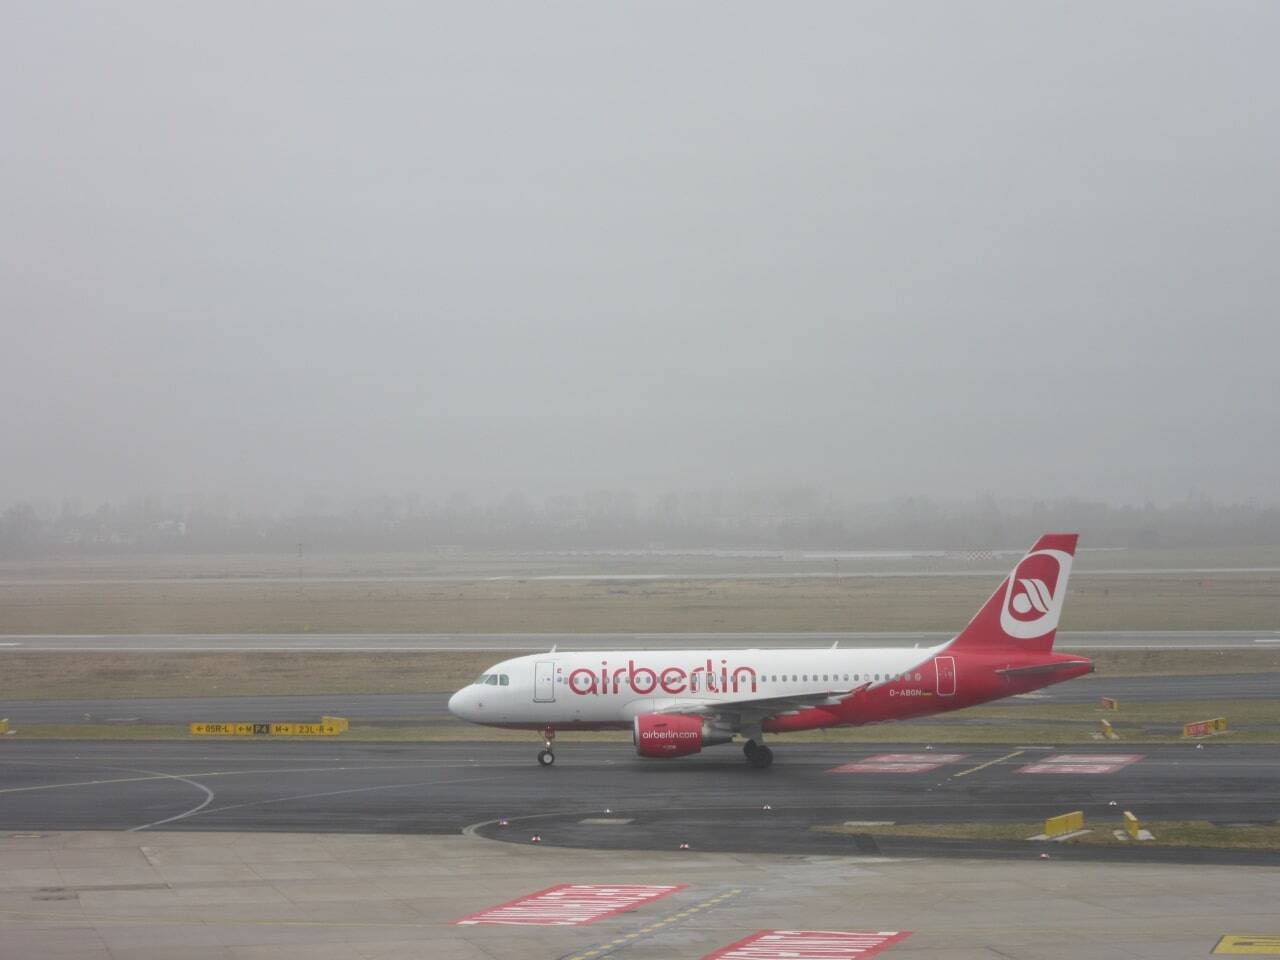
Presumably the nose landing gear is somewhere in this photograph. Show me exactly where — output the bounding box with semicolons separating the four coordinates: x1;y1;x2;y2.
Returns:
537;726;556;766
743;739;773;769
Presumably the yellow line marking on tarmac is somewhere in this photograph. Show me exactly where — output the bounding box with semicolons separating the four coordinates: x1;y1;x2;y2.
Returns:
953;750;1025;778
1214;934;1280;954
563;889;742;960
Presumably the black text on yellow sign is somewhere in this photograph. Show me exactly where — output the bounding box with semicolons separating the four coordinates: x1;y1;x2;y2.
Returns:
1214;935;1280;955
189;722;342;737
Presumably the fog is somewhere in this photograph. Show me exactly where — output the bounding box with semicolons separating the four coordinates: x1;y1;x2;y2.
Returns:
4;2;1278;513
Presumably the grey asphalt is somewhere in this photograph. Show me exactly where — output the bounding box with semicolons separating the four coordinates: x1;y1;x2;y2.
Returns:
3;629;1279;651
2;672;1275;726
0;740;1275;864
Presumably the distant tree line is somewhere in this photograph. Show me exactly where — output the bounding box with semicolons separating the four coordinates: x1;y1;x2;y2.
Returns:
3;490;1279;557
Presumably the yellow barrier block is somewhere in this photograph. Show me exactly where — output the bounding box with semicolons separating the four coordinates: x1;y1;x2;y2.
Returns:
1099;719;1120;741
0;718;9;734
322;716;349;732
1123;810;1140;839
1044;810;1085;837
1184;717;1227;738
1214;935;1280;955
1183;719;1214;738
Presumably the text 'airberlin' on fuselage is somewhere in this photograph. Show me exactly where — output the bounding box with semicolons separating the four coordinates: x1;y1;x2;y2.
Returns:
567;659;758;696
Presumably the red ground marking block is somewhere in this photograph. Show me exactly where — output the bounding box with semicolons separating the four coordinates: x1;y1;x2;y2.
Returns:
1018;753;1144;775
455;883;685;926
704;929;912;959
828;753;967;774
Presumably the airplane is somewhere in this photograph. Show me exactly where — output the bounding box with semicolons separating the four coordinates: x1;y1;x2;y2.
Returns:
447;533;1093;767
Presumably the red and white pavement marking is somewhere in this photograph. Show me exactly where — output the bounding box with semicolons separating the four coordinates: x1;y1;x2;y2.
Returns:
454;883;685;926
704;929;912;959
828;753;968;774
1018;753;1144;775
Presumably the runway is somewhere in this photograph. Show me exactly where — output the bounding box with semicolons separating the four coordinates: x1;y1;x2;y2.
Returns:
1;740;1276;864
3;671;1276;726
3;629;1278;651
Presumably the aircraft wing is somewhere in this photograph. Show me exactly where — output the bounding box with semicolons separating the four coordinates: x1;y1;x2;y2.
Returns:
657;683;870;727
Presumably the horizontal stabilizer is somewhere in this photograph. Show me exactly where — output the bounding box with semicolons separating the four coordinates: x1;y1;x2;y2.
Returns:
997;661;1093;677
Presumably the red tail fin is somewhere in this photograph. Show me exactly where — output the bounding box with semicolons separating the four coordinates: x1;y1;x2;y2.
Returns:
948;533;1078;654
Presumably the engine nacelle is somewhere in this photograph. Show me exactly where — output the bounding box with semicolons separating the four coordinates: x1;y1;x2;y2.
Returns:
632;713;732;758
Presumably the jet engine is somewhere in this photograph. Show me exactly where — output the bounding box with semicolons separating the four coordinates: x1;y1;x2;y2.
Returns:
632;713;733;758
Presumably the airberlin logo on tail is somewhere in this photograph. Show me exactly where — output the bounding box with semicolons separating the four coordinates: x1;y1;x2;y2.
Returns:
999;549;1072;639
1012;578;1054;616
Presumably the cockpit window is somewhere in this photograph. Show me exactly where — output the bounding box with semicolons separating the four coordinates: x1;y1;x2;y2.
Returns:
499;674;509;686
485;674;499;685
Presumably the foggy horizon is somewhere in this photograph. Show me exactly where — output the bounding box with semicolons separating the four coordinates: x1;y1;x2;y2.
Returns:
5;3;1279;509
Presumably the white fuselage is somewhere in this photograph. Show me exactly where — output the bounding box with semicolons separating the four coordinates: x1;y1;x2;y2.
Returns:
446;644;949;728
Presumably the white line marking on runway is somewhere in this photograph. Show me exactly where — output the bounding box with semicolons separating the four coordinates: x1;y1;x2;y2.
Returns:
952;750;1025;778
128;771;215;831
192;775;509;821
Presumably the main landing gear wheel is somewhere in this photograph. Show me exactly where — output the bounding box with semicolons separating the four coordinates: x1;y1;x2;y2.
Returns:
537;749;555;767
743;740;774;769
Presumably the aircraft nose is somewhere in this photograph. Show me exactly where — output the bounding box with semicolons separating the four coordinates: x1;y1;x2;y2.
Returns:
447;688;468;719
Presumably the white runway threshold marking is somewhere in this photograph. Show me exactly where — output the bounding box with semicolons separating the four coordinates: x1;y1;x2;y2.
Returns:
1018;754;1145;775
455;884;686;926
828;753;968;774
703;929;912;960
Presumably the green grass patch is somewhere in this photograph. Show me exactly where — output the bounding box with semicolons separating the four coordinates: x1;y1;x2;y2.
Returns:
964;697;1277;725
5;722;633;743
10;697;1280;744
1074;648;1280;677
815;820;1280;850
2;649;1278;702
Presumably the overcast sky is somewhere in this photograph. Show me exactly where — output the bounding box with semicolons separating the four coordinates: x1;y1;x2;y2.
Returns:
3;2;1278;509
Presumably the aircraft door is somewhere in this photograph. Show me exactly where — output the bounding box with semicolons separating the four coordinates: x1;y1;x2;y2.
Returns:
934;655;956;697
533;660;556;703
